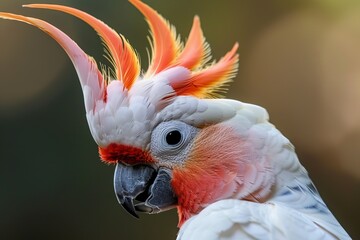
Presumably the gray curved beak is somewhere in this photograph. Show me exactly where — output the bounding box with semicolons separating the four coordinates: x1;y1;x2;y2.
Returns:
114;163;177;218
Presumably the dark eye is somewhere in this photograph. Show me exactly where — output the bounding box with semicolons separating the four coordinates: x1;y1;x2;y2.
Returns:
151;121;198;160
165;130;182;145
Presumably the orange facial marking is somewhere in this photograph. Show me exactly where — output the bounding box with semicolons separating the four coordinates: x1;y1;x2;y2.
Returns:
99;143;154;165
171;125;249;226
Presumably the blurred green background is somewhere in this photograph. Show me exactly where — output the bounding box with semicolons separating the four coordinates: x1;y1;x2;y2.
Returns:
0;0;359;239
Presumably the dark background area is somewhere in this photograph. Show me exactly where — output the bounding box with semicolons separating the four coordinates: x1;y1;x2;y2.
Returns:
0;0;359;239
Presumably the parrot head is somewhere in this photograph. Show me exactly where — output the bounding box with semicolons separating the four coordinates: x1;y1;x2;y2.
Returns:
0;0;277;227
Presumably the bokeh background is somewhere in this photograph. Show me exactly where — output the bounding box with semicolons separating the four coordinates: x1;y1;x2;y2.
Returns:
0;0;359;239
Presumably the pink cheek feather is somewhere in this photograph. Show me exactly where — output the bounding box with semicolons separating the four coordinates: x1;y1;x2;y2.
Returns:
172;124;274;227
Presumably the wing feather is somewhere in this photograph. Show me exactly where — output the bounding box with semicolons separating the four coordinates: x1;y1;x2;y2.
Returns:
178;200;350;240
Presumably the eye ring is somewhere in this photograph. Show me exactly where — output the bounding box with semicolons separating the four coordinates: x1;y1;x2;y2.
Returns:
165;130;182;145
151;120;198;161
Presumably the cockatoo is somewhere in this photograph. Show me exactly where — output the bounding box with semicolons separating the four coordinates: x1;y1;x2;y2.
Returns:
0;0;351;239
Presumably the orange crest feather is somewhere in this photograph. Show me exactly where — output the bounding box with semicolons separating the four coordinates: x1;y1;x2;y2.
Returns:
172;43;239;98
175;16;211;71
1;0;239;98
129;0;181;77
130;0;239;98
24;4;140;90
